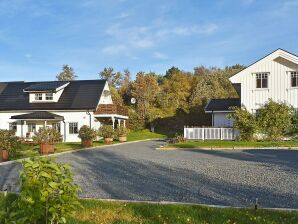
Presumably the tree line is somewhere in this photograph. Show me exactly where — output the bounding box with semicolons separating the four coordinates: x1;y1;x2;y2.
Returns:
56;64;245;134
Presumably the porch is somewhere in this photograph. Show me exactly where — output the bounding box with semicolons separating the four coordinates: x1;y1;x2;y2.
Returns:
94;104;128;128
10;111;65;142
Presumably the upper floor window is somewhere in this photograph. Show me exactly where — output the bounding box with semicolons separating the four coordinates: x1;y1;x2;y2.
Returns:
256;73;268;89
35;93;42;101
46;93;53;100
291;71;298;87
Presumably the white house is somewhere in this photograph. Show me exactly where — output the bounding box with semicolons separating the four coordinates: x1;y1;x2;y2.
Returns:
205;49;298;127
0;79;128;142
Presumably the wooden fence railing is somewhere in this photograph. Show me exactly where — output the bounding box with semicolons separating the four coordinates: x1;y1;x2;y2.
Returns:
95;104;128;116
184;127;239;140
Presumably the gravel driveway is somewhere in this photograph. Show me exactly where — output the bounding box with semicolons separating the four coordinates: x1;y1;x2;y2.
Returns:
1;140;298;209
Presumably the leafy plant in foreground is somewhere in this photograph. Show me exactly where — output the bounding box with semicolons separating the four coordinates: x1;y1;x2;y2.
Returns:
11;157;81;224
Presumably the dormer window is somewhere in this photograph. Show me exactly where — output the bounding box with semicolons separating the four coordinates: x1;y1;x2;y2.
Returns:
256;73;268;89
46;93;53;100
291;71;298;87
35;93;42;101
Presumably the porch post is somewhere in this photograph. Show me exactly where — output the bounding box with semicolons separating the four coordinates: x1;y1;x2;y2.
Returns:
23;120;27;139
112;116;115;129
123;120;126;128
44;120;47;128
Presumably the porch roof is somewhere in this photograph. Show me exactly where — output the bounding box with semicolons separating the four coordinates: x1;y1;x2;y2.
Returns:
11;111;64;120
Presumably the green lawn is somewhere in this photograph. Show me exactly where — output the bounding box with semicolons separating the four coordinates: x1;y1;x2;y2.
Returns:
127;129;167;141
9;130;166;161
1;193;297;224
166;140;298;149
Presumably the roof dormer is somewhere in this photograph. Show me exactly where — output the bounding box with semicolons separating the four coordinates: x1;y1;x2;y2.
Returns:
23;81;70;103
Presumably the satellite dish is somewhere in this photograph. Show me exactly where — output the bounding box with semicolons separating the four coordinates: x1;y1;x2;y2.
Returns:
131;97;136;104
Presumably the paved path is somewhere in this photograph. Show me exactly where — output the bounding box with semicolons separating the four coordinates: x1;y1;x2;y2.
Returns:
1;140;298;209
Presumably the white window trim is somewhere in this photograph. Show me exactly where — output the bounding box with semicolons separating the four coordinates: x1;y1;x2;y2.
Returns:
46;93;54;101
35;93;43;101
254;72;269;90
289;71;298;88
68;122;79;135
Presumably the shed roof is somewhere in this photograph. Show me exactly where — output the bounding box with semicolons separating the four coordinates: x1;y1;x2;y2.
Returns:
205;98;241;112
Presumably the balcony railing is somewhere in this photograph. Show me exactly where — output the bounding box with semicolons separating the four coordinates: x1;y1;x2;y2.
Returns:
95;104;128;116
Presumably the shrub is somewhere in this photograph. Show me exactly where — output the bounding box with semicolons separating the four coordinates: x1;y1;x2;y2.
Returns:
257;99;292;141
168;133;186;144
78;125;97;141
115;125;129;138
33;127;61;144
10;157;81;224
229;106;258;141
287;112;298;138
0;129;19;156
98;125;114;138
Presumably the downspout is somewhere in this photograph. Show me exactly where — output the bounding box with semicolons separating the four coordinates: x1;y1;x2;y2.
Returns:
62;118;66;142
86;110;92;128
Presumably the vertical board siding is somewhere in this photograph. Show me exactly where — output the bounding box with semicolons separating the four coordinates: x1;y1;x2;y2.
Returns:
239;57;298;112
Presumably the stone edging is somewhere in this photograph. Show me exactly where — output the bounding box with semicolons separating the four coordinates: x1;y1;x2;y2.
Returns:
0;138;163;166
81;197;298;212
158;146;298;150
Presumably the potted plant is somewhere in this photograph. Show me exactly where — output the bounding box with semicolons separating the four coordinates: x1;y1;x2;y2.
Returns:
0;129;18;162
116;126;129;142
98;125;114;144
78;125;97;147
33;127;61;155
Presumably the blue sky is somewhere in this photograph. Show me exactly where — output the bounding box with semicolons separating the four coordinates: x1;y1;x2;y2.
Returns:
0;0;298;81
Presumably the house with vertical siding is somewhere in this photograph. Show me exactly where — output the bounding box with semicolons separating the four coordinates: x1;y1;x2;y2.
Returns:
0;79;128;142
205;49;298;127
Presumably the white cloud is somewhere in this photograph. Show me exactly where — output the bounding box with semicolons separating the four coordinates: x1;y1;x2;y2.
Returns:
274;0;298;15
114;12;131;19
240;0;255;5
102;22;218;56
102;45;128;55
153;52;168;60
24;53;32;59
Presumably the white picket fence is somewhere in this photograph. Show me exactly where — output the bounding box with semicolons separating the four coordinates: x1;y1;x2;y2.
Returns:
184;127;239;140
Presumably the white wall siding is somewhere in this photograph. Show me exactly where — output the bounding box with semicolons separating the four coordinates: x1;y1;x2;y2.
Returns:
213;113;234;127
0;111;101;142
231;54;298;112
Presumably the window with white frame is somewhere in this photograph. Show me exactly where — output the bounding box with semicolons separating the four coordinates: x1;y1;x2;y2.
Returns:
256;73;268;88
69;122;78;134
35;93;43;101
291;71;298;87
46;93;53;100
52;122;61;132
27;123;36;133
9;122;17;131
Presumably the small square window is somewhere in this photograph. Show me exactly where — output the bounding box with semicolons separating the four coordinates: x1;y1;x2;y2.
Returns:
35;93;43;101
291;71;298;87
256;73;268;88
69;122;78;134
46;93;53;100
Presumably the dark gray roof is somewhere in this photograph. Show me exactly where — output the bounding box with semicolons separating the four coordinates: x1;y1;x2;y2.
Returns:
0;80;107;111
11;111;64;120
23;81;69;92
205;98;241;112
